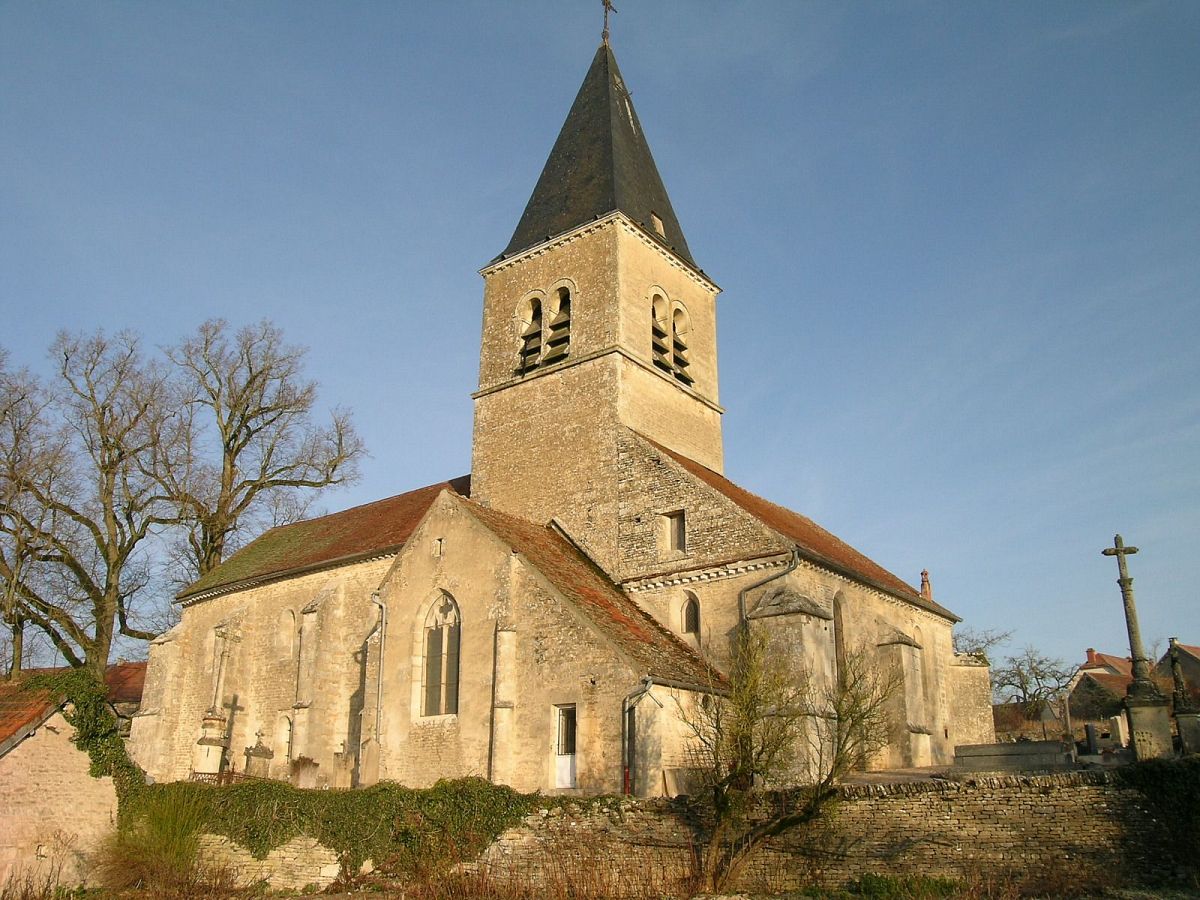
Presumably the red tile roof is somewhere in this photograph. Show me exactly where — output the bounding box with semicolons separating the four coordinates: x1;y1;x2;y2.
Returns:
0;682;56;754
1080;671;1133;697
179;477;470;600
463;499;721;689
1081;651;1133;676
0;661;146;754
645;439;958;621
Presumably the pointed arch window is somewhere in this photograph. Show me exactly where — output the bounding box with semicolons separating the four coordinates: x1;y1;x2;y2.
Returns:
516;299;543;375
422;593;461;716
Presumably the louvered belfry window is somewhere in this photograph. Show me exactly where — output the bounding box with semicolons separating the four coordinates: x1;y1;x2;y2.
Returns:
671;308;694;386
516;299;543;375
651;296;672;375
422;594;460;716
542;287;571;365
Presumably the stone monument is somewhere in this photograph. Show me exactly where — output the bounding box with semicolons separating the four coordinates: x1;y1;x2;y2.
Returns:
1102;535;1172;760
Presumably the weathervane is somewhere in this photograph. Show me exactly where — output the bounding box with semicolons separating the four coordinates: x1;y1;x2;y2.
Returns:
602;0;617;45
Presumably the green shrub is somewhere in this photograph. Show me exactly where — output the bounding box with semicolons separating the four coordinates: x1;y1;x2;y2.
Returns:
846;872;961;898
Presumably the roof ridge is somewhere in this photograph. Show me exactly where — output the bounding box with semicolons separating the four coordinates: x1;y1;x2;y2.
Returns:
257;476;469;534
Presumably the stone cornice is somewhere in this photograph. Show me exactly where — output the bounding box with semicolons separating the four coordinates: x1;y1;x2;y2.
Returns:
623;553;792;593
480;212;720;294
624;550;958;625
177;549;397;607
472;345;724;413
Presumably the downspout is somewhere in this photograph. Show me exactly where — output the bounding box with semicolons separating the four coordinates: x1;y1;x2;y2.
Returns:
737;548;801;626
370;591;386;746
487;622;499;782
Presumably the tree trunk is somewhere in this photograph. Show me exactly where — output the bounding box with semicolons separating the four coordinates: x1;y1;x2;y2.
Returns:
9;617;23;678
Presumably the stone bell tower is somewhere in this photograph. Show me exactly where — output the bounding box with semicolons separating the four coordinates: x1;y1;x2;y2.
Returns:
471;42;723;572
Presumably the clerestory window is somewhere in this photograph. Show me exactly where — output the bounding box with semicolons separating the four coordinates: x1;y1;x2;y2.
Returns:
422;593;461;716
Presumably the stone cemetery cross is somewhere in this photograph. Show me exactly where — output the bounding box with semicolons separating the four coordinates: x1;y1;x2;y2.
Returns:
1101;534;1172;758
1101;535;1157;696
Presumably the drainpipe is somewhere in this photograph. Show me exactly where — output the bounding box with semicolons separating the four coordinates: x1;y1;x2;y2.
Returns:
487;622;499;782
737;548;801;626
370;591;386;745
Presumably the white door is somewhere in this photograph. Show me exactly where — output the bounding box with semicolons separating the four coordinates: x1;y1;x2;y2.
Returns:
555;705;577;788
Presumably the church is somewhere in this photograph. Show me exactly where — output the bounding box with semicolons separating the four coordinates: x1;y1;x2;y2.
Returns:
129;39;994;796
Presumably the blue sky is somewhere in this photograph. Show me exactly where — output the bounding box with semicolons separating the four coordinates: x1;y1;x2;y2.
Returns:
2;1;1197;667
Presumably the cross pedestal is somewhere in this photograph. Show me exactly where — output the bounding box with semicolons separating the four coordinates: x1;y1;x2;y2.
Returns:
1102;535;1172;760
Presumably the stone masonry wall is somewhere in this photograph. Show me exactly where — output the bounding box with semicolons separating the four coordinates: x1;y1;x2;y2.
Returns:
472;772;1182;896
0;710;118;886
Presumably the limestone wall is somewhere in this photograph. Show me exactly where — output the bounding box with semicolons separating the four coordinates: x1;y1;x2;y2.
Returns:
472;772;1183;895
196;834;341;893
0;711;117;886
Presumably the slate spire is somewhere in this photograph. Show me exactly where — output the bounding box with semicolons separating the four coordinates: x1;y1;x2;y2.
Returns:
498;43;695;266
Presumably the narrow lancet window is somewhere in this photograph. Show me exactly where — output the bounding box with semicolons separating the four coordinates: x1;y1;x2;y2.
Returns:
683;594;700;636
422;593;461;716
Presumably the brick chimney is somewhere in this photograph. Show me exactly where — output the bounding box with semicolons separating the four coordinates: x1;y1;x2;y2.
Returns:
1086;647;1097;666
920;569;933;603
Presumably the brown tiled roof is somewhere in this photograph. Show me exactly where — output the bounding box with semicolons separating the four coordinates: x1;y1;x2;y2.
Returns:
1079;671;1132;698
179;477;471;600
0;682;56;753
1082;652;1133;676
646;439;958;621
462;499;720;689
0;661;147;754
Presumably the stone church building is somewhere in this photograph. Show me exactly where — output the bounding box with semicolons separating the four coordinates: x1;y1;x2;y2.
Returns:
130;42;993;796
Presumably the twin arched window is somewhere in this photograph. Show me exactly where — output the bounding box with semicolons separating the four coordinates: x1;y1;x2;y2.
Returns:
422;593;461;716
651;294;693;386
515;287;571;376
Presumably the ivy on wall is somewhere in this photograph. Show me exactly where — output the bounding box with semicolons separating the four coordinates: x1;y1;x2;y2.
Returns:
25;669;537;875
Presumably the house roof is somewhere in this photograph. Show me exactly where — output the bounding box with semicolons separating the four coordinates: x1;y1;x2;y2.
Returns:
178;477;470;601
497;42;695;267
1082;651;1133;676
462;498;719;689
1080;671;1132;697
648;440;959;621
0;661;147;756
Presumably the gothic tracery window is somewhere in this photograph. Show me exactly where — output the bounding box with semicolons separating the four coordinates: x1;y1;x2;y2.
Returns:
422;593;461;716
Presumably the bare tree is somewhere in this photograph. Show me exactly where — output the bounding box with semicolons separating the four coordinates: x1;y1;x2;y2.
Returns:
952;626;1013;664
160;319;364;581
0;332;181;675
679;628;900;892
992;646;1074;730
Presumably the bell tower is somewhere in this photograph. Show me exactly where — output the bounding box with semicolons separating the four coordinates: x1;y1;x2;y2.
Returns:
471;42;723;571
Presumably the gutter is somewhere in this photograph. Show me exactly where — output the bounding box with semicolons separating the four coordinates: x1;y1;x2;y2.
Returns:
737;548;801;625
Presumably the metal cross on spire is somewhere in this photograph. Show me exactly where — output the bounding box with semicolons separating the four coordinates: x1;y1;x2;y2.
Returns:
602;0;617;45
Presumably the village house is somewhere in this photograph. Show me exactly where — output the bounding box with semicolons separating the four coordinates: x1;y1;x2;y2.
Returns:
0;662;145;885
129;40;995;797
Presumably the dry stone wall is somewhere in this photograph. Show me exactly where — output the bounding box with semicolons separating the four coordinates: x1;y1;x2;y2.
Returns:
472;771;1183;895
